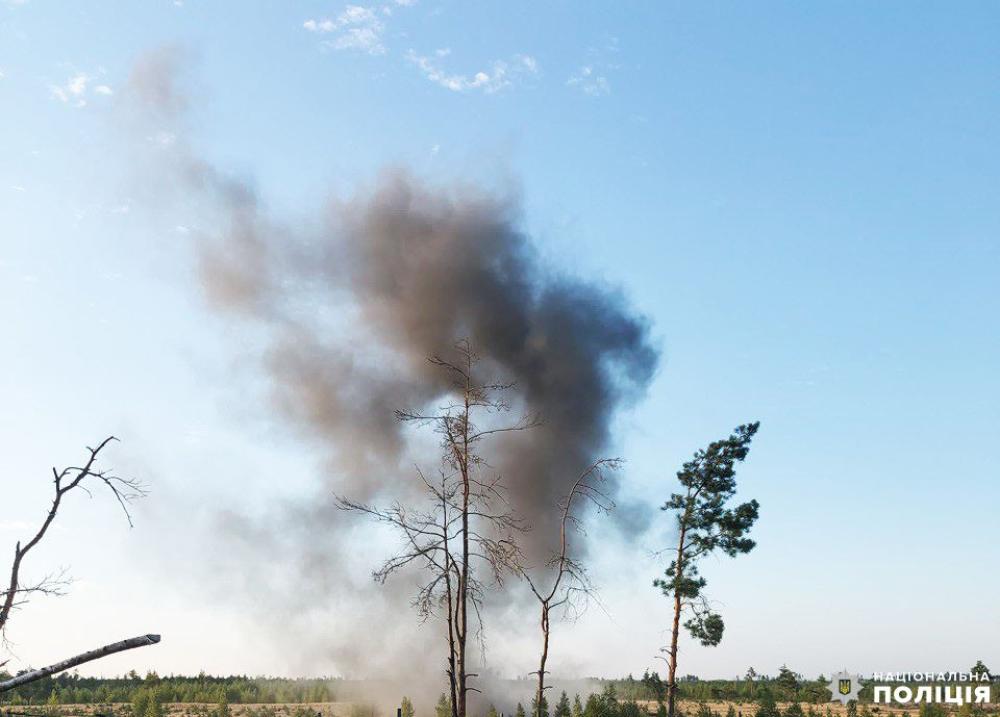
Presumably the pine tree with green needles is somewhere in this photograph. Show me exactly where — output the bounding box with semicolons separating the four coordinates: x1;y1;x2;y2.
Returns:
777;666;800;695
644;672;667;704
401;698;415;717
554;692;571;717
572;695;584;717
745;668;758;700
517;704;527;717
436;694;452;717
655;423;762;717
755;688;780;717
970;661;992;681
132;689;150;717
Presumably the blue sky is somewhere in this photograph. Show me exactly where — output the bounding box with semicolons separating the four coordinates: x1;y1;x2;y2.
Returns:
1;1;998;681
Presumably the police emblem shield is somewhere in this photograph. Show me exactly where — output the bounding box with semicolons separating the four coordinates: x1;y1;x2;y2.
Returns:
827;671;863;705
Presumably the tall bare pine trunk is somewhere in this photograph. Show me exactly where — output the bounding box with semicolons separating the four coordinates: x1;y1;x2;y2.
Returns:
667;522;687;717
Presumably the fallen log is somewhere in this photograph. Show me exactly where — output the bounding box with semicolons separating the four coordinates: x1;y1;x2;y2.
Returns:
0;634;161;694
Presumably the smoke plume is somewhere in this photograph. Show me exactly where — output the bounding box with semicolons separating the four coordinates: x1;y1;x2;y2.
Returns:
124;48;659;690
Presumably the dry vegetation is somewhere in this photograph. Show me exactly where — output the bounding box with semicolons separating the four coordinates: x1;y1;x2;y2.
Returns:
21;701;979;717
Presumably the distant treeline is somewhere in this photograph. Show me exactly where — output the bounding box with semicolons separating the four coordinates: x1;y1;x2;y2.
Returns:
604;671;997;708
1;667;995;710
0;672;336;706
606;669;837;705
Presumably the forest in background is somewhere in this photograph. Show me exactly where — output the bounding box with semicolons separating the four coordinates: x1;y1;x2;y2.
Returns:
2;667;995;709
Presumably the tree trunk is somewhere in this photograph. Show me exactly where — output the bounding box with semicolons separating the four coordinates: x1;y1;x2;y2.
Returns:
457;474;469;717
535;602;550;717
457;389;471;717
0;634;160;693
667;521;687;717
443;495;459;717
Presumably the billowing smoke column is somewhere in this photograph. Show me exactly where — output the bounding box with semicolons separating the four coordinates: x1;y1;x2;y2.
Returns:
125;48;659;685
202;171;659;530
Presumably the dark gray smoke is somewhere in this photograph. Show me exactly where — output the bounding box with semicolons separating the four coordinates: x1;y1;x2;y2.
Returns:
124;49;659;686
208;172;660;521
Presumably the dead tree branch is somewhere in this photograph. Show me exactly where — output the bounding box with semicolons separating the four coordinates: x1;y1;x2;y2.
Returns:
0;634;161;693
522;458;621;717
0;437;146;639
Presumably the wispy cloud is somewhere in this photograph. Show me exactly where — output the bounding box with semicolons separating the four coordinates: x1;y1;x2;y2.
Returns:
303;5;386;56
407;49;538;93
303;2;537;97
49;70;113;107
567;36;620;97
50;73;89;106
567;65;610;96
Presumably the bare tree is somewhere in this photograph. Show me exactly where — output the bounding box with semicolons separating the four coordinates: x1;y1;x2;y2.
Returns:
0;436;146;642
337;341;537;717
521;458;619;717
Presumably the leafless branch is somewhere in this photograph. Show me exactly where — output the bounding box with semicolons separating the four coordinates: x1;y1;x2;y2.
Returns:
0;437;146;639
338;340;537;717
521;458;622;717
